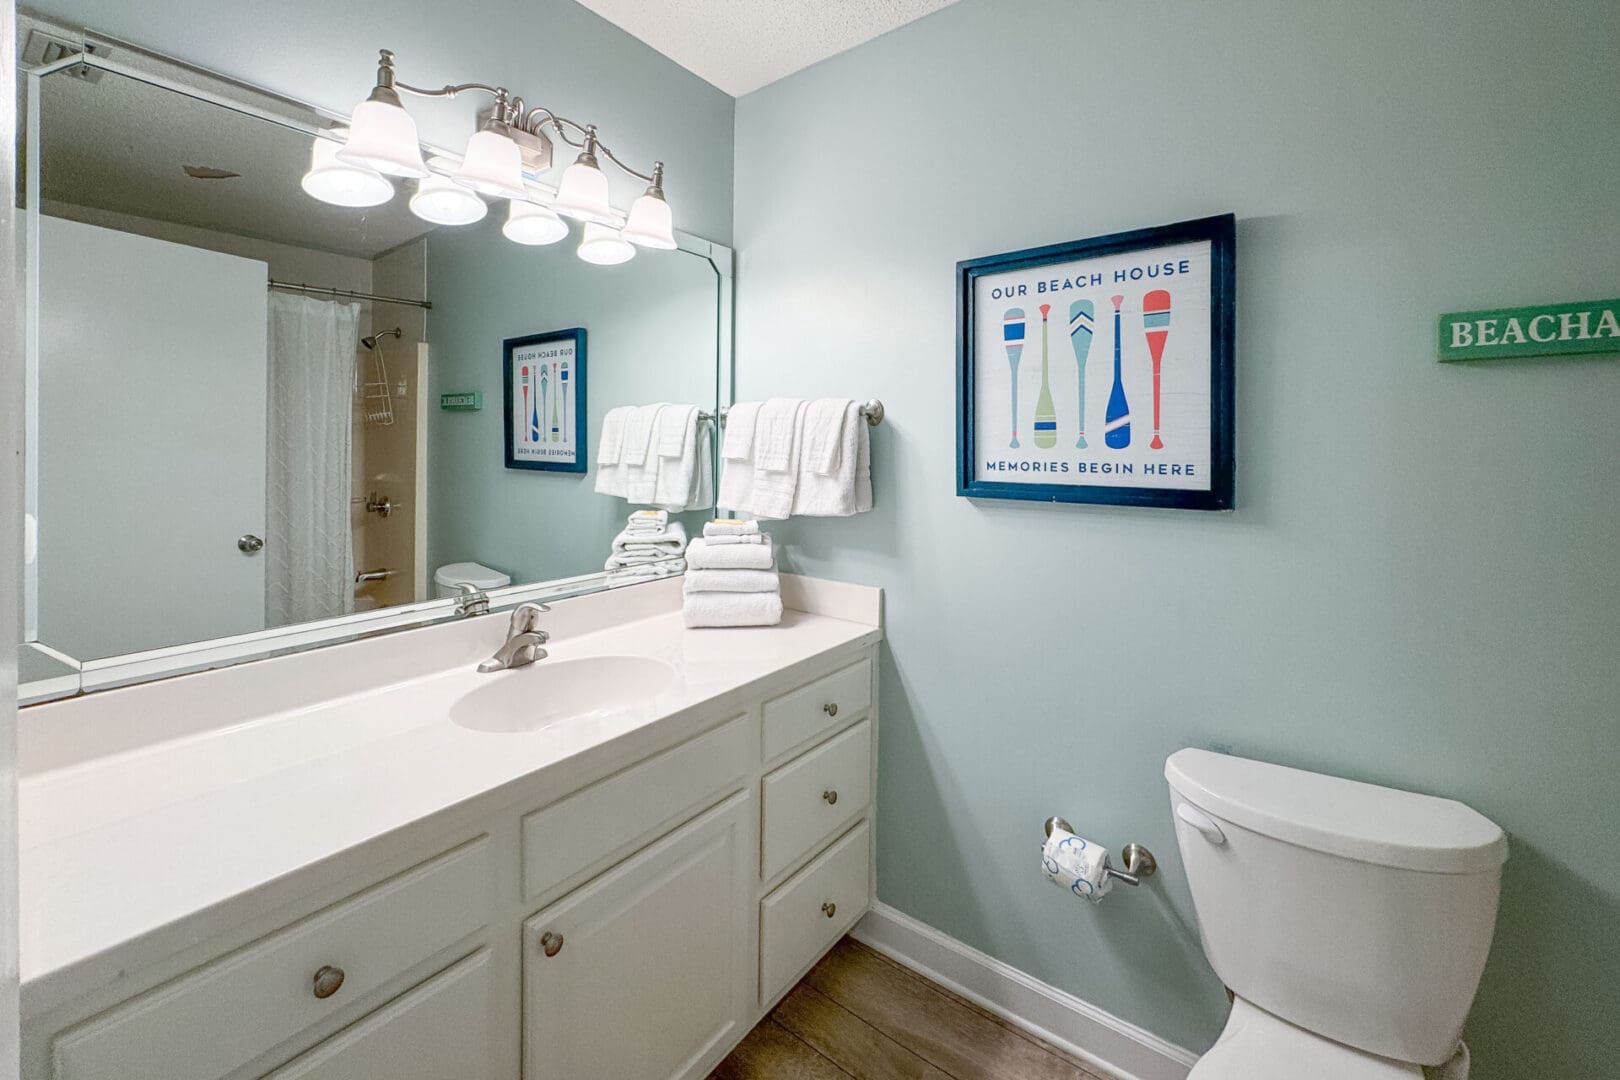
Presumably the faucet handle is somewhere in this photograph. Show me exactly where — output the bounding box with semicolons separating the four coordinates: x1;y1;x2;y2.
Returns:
507;602;551;636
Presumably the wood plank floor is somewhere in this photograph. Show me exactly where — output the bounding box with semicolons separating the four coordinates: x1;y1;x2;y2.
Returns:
711;938;1113;1080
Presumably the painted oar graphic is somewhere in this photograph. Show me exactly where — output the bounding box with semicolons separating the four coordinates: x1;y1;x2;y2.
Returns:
1034;304;1057;448
1105;295;1131;449
560;360;570;443
1143;289;1171;450
1004;307;1026;448
538;363;549;445
1068;300;1094;449
550;362;561;441
521;367;531;444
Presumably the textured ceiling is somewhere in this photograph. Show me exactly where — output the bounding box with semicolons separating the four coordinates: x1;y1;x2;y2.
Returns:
40;67;436;261
574;0;961;96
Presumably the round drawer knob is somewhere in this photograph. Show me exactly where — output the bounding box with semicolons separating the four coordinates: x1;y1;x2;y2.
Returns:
822;789;838;805
312;965;345;1000
823;702;838;717
821;901;837;919
540;931;565;957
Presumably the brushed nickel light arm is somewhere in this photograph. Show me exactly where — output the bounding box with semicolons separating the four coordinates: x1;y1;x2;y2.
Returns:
373;49;661;186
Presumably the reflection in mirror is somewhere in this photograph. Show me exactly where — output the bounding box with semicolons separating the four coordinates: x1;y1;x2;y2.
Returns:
23;57;725;701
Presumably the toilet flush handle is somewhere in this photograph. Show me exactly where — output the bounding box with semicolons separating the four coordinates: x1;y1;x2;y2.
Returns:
1176;803;1226;845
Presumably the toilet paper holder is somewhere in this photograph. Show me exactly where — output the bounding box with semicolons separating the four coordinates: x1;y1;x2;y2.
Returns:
1044;816;1158;887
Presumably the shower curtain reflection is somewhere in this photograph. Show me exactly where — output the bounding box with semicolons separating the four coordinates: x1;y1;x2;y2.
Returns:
266;293;360;626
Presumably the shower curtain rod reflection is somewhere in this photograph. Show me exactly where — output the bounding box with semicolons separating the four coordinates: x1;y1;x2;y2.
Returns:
268;280;432;310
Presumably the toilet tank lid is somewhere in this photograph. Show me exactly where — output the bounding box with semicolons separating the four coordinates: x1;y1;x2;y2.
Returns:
1165;749;1507;874
434;562;512;589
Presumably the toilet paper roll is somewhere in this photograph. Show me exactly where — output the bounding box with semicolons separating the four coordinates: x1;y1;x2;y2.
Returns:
1041;827;1112;903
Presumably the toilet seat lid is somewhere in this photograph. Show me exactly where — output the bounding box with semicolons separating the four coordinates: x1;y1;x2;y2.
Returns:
434;562;512;590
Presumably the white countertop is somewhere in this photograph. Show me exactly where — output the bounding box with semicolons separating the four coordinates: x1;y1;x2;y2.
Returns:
18;576;881;1014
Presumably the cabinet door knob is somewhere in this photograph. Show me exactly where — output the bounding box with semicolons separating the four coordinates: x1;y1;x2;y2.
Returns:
823;702;838;717
540;931;565;957
312;965;345;999
822;789;838;805
821;902;837;919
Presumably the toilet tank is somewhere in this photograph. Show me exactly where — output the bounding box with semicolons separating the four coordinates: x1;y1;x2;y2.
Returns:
1165;749;1507;1066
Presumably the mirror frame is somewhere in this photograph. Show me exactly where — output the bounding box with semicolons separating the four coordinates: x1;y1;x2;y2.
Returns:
19;44;733;702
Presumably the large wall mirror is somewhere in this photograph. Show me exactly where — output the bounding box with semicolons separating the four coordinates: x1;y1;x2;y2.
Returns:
19;34;730;704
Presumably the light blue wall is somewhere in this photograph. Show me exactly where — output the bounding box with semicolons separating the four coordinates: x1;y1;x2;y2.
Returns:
733;1;1620;1073
426;217;720;585
24;0;735;243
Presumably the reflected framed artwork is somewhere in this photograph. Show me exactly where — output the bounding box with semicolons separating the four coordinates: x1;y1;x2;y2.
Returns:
504;328;587;473
956;214;1235;510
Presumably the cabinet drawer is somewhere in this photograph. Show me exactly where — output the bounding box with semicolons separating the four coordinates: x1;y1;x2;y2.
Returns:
54;838;490;1080
523;715;748;902
759;820;871;1004
262;949;492;1080
761;719;872;881
762;658;871;761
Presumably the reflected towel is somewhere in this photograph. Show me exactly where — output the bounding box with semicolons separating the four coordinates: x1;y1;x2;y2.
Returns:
682;590;783;628
610;519;687;557
654;406;713;512
606;558;685;587
704;519;760;537
594;406;632;496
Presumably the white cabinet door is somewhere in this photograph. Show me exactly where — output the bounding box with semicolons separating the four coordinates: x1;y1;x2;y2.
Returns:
523;793;752;1080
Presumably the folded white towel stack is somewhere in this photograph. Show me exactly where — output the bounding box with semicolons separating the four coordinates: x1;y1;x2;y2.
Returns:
717;398;872;519
683;519;782;627
604;513;687;587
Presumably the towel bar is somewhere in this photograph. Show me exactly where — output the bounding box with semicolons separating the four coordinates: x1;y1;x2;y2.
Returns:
699;399;885;427
1043;816;1158;886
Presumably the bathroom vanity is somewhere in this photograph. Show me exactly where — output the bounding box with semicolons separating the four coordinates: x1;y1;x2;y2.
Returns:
17;576;882;1080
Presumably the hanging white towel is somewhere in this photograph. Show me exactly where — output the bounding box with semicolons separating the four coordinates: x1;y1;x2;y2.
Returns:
686;536;774;570
721;401;762;460
653;405;712;512
791;399;872;516
682;590;783;628
623;403;666;466
594;406;632;496
748;398;806;520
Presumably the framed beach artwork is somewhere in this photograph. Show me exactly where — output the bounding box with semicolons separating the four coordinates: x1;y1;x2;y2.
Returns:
504;328;586;473
956;214;1235;510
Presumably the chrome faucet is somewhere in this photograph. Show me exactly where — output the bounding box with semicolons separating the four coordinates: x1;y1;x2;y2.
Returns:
478;603;551;673
453;582;490;618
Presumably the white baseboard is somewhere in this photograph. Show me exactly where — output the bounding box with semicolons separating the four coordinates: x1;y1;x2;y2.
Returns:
850;902;1200;1080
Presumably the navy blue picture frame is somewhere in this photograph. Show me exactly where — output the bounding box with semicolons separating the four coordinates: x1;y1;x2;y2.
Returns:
956;214;1235;510
503;328;587;473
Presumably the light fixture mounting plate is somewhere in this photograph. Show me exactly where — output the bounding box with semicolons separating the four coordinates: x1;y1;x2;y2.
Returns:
478;107;552;175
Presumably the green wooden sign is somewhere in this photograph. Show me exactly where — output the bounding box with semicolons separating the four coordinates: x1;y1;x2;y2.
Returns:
439;391;482;411
1439;298;1620;362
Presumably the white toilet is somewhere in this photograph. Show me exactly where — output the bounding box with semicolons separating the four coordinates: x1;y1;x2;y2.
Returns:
433;561;511;599
1165;748;1507;1080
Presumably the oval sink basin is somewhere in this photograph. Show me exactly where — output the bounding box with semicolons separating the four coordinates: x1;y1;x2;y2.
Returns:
450;655;676;734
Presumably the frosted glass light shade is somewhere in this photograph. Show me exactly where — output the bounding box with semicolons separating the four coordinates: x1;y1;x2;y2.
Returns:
577;221;635;265
620;191;676;249
410;172;487;226
452;128;527;199
301;135;394;207
335;98;429;179
503;199;568;245
552;159;615;224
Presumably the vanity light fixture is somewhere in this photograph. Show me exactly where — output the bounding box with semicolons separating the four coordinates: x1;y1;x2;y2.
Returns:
301;132;394;207
577;221;635;266
619;163;677;250
504;198;569;246
409;159;488;226
305;49;675;264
